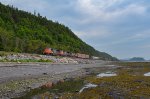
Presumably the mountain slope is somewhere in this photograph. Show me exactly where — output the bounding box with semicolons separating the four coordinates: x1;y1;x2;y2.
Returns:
120;57;146;62
0;3;117;61
128;57;145;62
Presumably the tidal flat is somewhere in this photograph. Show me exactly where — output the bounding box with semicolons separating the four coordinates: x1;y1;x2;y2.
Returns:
13;62;150;99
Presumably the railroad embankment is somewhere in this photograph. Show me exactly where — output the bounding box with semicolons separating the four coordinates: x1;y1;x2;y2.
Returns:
0;52;101;64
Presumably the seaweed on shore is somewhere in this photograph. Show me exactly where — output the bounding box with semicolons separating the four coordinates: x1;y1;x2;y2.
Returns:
13;78;84;99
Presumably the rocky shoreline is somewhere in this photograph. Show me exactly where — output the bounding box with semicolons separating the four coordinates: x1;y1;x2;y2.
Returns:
0;52;100;64
0;52;112;99
0;69;86;99
0;61;111;99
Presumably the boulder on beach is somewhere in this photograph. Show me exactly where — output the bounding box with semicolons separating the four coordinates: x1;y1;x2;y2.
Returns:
41;82;53;88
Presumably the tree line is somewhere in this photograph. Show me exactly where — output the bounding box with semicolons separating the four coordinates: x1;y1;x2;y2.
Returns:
0;3;117;61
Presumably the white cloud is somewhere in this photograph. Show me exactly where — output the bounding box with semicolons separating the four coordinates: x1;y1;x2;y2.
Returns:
0;0;49;14
141;44;150;49
73;26;113;39
96;29;150;48
76;0;147;22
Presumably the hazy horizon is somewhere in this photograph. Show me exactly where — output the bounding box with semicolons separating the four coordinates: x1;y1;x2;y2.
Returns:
1;0;150;59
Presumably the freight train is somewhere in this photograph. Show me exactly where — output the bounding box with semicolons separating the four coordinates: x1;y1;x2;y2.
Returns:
43;48;90;59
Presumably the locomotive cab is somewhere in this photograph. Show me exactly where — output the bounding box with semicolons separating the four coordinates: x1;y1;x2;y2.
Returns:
43;48;53;55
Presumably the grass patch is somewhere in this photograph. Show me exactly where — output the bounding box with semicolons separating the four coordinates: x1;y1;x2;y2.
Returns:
0;51;17;56
50;79;84;93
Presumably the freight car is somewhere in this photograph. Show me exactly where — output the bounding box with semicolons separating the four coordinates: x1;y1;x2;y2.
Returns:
51;49;57;56
63;51;71;57
75;53;89;59
91;56;99;60
43;48;90;59
57;50;64;56
43;48;63;56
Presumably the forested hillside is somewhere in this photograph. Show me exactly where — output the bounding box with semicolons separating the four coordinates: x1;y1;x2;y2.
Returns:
0;3;117;61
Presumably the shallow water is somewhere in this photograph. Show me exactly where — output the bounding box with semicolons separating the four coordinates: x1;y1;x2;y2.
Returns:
144;72;150;76
79;83;97;93
97;71;117;77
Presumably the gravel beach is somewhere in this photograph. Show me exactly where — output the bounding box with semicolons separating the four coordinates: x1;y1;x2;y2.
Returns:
0;61;113;99
0;61;107;83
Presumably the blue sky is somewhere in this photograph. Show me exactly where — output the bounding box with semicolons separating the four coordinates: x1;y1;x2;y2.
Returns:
0;0;150;59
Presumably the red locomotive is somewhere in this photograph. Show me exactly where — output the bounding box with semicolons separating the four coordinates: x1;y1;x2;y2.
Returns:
43;48;53;55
